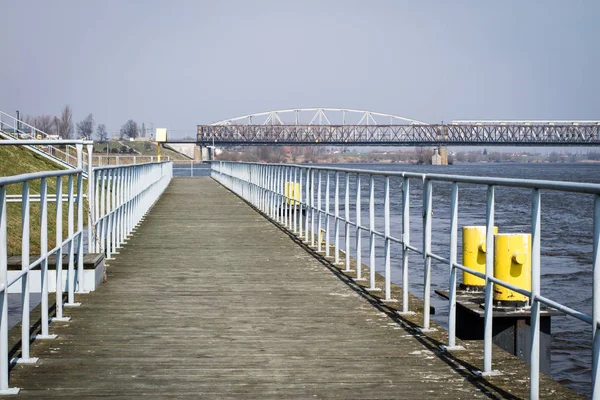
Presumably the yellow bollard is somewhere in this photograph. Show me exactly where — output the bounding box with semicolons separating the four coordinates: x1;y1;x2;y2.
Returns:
462;226;498;289
318;229;326;245
493;233;531;305
285;182;301;205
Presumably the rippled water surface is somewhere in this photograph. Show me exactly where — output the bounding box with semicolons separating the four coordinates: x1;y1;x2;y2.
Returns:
312;162;600;397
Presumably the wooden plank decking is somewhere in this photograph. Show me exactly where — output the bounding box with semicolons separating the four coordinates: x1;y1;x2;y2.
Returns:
4;177;579;399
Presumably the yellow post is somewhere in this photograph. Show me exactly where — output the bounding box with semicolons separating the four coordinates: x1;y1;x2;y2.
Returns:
157;143;162;162
493;233;531;305
284;182;300;205
462;226;498;289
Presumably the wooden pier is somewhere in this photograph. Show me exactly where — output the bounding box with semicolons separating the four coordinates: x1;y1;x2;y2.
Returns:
4;178;580;398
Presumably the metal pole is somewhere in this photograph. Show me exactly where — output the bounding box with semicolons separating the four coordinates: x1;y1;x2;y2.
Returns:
298;168;303;238
317;171;322;252
325;172;330;257
345;173;351;272
310;169;315;246
54;176;68;322
401;177;410;313
447;182;459;348
334;172;340;264
530;188;541;399
369;175;377;291
483;185;495;373
592;195;600;398
38;178;54;338
355;174;362;280
0;186;19;394
422;178;432;330
19;182;34;361
384;176;391;300
87;144;94;253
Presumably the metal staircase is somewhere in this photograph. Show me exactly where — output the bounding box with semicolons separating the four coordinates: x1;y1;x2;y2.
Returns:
0;111;89;176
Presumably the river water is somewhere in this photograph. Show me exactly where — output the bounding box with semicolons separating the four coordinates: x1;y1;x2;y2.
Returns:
312;162;599;398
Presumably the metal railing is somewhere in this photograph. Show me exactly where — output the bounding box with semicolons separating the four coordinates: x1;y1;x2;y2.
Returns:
0;168;85;395
91;162;173;258
0;134;173;394
211;160;600;400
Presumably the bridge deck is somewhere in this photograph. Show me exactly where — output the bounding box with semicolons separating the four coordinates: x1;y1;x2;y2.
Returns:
5;178;577;398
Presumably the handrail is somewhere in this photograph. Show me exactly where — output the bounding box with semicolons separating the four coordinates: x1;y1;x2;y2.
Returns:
0;169;84;394
0;152;172;393
91;162;172;259
211;160;600;400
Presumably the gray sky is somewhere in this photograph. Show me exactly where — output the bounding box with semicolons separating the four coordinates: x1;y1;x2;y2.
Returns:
1;1;598;138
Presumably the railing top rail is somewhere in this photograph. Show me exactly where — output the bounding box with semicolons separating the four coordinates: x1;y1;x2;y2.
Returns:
0;139;93;145
93;161;172;172
0;110;48;136
0;169;83;186
214;160;600;195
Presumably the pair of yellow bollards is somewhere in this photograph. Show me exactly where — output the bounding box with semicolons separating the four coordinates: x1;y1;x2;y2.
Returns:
463;226;531;305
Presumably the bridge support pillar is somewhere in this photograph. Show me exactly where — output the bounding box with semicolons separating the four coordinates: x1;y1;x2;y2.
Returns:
198;146;213;162
432;147;448;165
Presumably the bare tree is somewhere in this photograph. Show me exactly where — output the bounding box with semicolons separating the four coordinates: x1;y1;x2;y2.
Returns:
52;116;61;135
58;105;74;138
96;124;108;141
141;122;146;138
76;113;94;139
120;119;138;139
32;115;54;134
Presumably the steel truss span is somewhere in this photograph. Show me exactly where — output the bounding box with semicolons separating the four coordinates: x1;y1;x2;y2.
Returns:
209;108;426;126
197;124;600;146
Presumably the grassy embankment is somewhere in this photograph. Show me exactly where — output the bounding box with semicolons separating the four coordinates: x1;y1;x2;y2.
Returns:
0;145;87;255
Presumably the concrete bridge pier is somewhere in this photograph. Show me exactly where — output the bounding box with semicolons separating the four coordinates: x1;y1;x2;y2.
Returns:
195;145;213;162
432;146;448;165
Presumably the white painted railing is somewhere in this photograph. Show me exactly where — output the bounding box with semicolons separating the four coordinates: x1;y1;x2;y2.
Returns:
91;162;172;258
212;161;600;400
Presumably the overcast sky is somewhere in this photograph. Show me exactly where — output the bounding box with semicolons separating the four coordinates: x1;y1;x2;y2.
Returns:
1;1;598;138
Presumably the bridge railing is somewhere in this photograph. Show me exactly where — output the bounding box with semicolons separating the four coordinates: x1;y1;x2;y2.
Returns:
211;160;600;400
91;162;173;259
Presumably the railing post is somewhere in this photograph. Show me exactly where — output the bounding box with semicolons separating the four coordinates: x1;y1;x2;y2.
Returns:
37;178;56;339
76;169;85;293
54;176;69;322
17;182;36;362
368;175;377;291
298;168;303;238
483;185;495;373
345;173;351;272
317;171;322;252
355;174;363;280
293;167;298;233
401;176;410;313
325;172;330;257
530;188;541;399
592;195;600;398
87;143;94;254
445;182;462;350
304;168;311;243
310;170;315;246
422;178;433;330
65;174;80;307
0;185;19;394
334;172;340;264
384;176;392;300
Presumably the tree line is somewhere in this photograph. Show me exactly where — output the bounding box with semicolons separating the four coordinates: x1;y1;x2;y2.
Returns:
21;105;150;141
